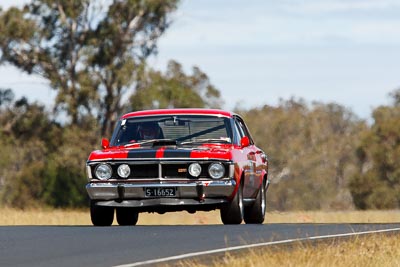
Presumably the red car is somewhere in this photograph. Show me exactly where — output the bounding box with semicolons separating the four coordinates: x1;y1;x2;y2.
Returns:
86;109;269;226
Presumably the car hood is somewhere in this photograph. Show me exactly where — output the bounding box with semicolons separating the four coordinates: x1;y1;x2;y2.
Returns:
88;145;233;161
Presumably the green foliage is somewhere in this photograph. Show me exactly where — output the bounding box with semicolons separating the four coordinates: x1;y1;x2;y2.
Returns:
239;98;365;210
349;90;400;209
130;60;223;110
0;97;99;208
40;125;98;207
0;139;47;209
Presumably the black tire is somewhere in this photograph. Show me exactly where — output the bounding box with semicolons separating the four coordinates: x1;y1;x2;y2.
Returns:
220;182;244;225
116;208;139;226
244;179;266;224
90;201;114;226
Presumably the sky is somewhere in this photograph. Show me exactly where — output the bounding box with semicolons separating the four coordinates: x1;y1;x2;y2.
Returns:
1;0;400;120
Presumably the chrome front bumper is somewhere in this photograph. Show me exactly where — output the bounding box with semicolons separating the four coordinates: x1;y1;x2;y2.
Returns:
86;179;236;208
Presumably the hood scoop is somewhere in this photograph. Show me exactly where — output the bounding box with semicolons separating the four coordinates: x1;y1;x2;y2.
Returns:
151;139;177;147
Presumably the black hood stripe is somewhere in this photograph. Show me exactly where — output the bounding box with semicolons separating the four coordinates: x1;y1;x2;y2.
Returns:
127;149;157;158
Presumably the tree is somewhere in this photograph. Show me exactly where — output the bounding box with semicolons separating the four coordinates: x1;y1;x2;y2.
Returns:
41;125;99;207
0;90;98;208
0;88;14;108
349;89;400;209
0;95;58;208
0;0;179;136
129;60;223;110
238;98;364;210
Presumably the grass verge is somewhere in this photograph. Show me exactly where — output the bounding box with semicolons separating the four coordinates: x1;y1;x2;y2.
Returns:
181;233;400;267
0;207;400;225
0;208;400;225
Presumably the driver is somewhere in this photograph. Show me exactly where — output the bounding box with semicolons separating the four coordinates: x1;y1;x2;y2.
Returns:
137;122;162;140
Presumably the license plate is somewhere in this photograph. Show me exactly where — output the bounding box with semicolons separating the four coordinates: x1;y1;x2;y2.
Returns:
145;187;176;197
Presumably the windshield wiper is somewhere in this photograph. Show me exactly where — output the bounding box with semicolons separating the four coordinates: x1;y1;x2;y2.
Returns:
124;139;177;147
180;138;231;145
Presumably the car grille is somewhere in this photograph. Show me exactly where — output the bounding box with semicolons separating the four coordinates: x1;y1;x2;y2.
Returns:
128;164;159;178
91;162;226;179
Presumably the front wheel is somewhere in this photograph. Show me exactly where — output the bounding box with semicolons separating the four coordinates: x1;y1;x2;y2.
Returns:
220;183;244;224
244;179;266;224
116;208;139;226
90;201;114;226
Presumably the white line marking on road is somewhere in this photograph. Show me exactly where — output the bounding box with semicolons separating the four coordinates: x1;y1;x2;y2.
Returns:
114;227;400;267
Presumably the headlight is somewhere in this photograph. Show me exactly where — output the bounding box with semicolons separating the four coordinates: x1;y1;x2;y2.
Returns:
95;164;112;180
188;163;202;177
117;164;131;178
208;163;225;179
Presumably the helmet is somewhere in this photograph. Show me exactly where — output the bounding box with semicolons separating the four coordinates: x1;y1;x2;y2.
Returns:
137;122;161;140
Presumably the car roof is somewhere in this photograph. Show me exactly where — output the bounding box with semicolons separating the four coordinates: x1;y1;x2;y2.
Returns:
121;108;235;119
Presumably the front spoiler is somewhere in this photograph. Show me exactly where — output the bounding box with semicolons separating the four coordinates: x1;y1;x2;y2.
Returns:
86;179;236;208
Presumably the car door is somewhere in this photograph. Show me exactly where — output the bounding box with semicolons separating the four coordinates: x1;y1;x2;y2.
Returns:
234;116;259;198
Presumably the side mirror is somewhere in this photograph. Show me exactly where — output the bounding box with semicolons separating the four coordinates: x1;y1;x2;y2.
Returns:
240;136;250;147
101;138;110;149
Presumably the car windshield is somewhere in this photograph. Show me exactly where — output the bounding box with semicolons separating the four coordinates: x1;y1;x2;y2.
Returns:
111;115;233;146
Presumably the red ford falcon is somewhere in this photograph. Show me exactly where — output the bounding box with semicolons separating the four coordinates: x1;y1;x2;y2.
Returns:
86;109;269;226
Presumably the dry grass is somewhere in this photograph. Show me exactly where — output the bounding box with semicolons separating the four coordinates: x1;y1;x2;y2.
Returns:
184;233;400;267
266;210;400;224
1;208;400;225
0;207;91;225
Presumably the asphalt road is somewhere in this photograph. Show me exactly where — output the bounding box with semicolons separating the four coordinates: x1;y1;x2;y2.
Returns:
1;223;400;267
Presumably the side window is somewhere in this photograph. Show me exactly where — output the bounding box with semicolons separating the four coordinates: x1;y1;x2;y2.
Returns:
235;116;254;145
233;120;244;145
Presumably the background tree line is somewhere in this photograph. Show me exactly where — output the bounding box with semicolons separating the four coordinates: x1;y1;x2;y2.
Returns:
0;0;399;210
